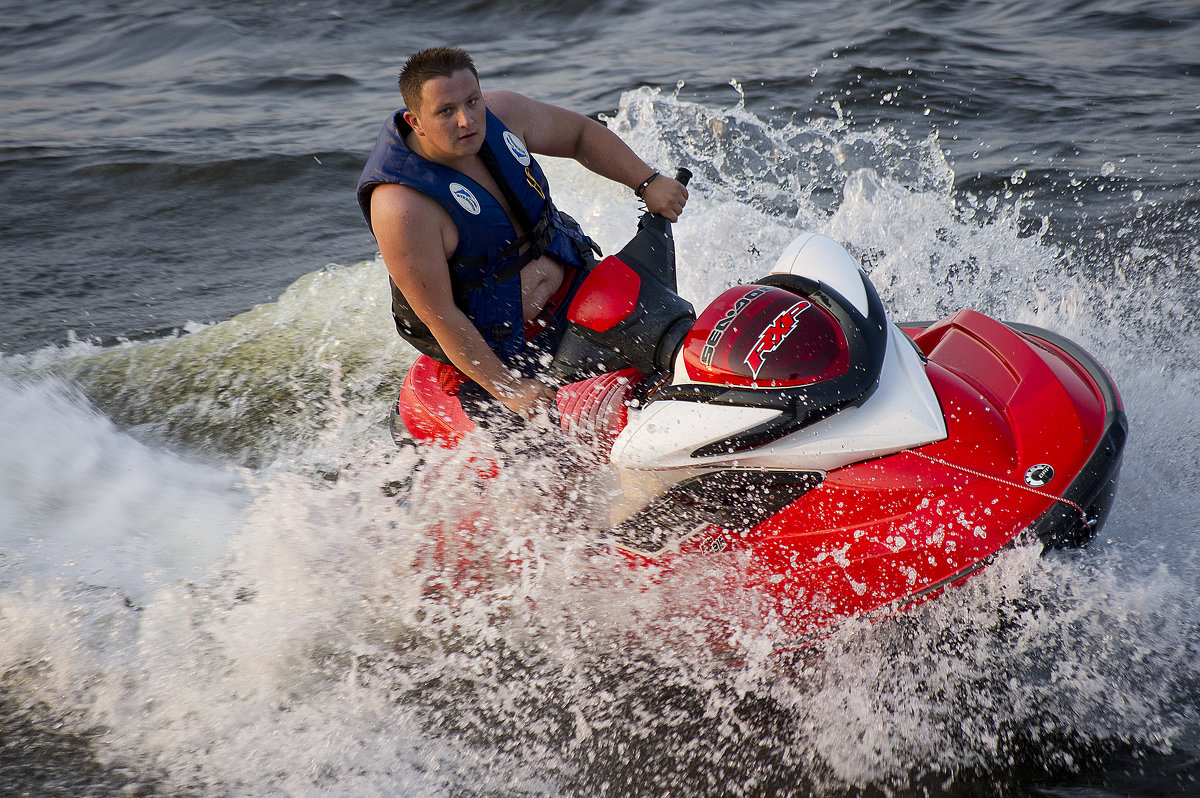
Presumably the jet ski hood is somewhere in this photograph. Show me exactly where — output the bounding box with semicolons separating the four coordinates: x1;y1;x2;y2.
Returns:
611;234;947;473
680;284;851;389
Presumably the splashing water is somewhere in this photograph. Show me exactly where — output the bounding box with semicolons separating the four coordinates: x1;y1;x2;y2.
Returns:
2;87;1198;796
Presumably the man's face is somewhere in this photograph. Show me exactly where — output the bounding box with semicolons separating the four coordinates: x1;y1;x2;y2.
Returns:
404;69;486;162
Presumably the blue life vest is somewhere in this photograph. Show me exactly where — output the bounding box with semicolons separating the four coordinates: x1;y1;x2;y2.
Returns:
357;109;598;363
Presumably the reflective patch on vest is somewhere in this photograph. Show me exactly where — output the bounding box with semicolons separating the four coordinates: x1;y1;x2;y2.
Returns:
450;183;481;215
503;131;532;166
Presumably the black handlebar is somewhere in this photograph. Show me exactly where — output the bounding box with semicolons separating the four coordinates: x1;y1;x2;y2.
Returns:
546;166;693;382
640;166;691;228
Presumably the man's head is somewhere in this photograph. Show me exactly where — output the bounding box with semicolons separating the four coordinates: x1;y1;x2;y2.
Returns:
398;47;479;113
398;47;486;163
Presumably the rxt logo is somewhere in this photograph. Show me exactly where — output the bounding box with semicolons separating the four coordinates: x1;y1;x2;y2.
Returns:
745;300;810;378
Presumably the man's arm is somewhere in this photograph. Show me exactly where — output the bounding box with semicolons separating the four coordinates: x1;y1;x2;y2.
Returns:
484;90;689;221
371;183;556;419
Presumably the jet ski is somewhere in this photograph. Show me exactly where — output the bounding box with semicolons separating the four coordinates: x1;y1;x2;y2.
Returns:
391;169;1127;644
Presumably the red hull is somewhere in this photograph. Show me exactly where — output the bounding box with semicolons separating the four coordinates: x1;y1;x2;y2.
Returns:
394;309;1125;645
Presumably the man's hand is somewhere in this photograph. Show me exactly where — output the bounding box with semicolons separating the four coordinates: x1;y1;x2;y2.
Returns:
498;376;557;421
641;174;689;222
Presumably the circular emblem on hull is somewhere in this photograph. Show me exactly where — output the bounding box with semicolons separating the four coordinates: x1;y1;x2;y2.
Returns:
503;130;531;165
449;182;481;215
1024;464;1055;488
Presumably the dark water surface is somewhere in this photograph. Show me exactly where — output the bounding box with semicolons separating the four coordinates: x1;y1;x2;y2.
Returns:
2;1;1199;795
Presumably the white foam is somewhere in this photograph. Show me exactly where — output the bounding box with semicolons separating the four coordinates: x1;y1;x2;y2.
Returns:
1;87;1198;795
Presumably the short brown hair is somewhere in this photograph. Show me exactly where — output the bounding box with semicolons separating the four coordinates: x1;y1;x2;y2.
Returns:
398;47;479;112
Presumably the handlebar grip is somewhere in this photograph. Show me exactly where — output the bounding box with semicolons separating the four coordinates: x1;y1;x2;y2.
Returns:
674;167;692;187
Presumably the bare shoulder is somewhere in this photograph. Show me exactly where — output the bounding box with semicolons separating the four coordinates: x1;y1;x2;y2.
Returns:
370;183;453;258
372;182;443;227
483;89;587;155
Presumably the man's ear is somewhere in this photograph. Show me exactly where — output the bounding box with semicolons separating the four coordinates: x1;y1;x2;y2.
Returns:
403;109;423;136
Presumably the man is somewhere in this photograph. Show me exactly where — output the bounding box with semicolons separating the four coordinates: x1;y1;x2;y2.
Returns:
357;47;687;423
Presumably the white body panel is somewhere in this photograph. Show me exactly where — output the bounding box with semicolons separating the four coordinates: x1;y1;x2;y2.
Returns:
611;322;946;473
770;232;871;315
610;233;948;476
